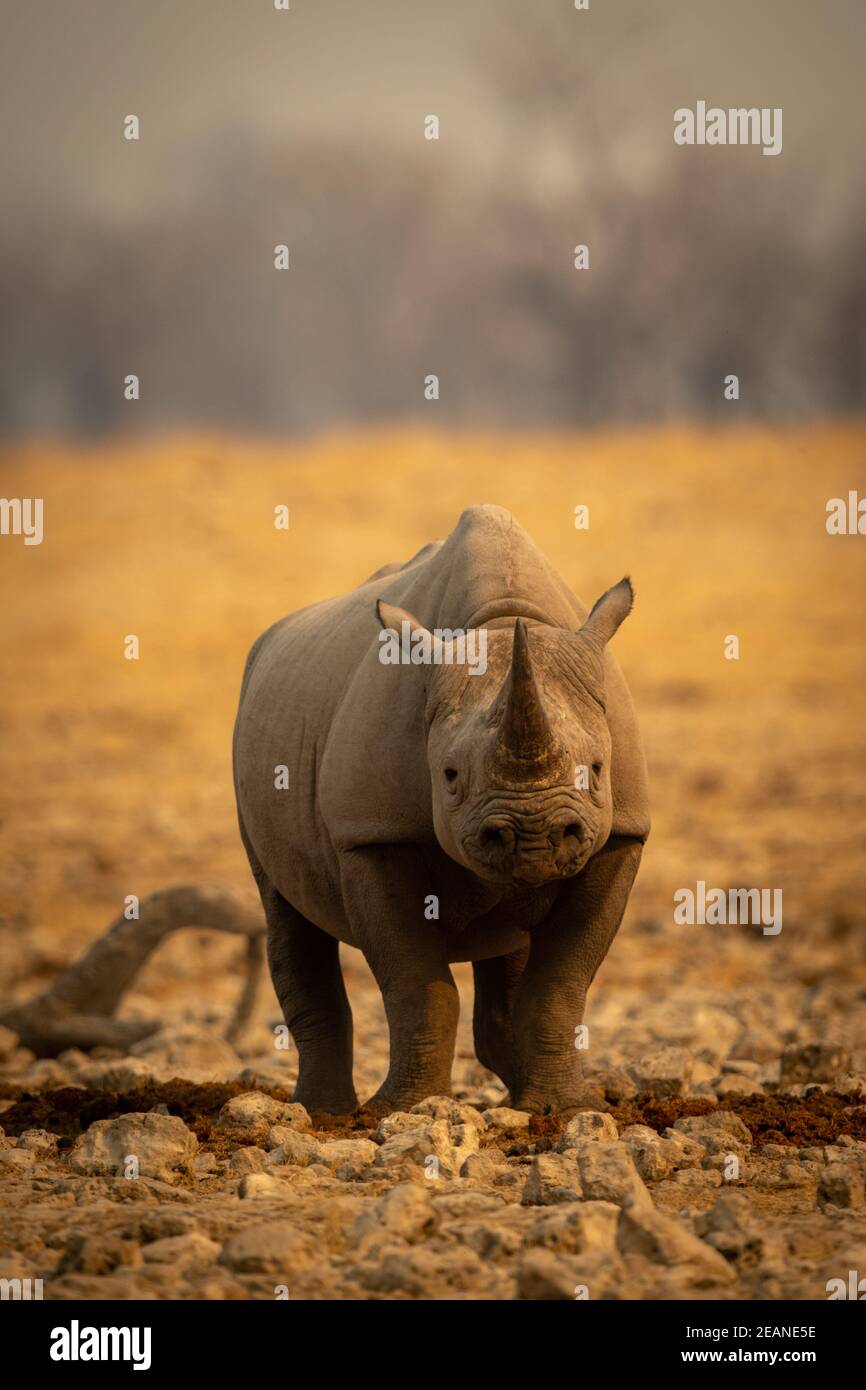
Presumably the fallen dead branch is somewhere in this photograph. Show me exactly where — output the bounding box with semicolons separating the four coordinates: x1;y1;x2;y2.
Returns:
0;885;266;1057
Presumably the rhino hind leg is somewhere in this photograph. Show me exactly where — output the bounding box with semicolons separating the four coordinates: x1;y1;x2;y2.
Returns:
266;898;359;1115
471;945;530;1094
241;828;357;1114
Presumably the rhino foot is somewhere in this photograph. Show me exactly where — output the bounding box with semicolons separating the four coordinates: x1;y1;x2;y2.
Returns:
362;1082;454;1118
509;1080;606;1118
292;1087;359;1118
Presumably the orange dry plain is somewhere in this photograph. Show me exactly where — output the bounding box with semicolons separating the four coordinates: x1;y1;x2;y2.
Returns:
1;424;865;1021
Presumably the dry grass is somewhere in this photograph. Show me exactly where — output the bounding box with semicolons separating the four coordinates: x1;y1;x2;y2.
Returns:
1;423;864;1013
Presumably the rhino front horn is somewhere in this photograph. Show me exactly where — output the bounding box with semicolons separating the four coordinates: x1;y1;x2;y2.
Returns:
493;618;560;775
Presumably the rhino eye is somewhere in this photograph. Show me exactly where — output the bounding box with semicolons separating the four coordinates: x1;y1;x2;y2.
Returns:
591;761;602;778
444;767;458;783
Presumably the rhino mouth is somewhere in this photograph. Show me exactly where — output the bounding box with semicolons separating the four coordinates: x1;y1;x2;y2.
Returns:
470;850;589;888
512;857;585;887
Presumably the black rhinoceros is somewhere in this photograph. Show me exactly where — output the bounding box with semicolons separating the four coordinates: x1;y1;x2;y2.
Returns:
233;505;649;1114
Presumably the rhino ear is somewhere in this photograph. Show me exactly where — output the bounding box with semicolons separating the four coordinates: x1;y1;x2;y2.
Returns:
579;577;634;648
376;600;431;640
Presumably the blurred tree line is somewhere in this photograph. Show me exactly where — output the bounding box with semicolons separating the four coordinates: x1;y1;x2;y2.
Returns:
1;5;863;436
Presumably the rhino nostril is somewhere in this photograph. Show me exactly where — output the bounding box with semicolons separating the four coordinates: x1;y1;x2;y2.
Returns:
557;821;584;848
480;823;516;856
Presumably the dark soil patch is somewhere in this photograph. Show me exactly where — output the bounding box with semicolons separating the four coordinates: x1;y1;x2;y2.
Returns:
528;1113;563;1140
0;1078;293;1145
612;1092;866;1148
306;1106;382;1138
611;1096;719;1131
2;1082;862;1158
723;1093;866;1148
481;1092;865;1154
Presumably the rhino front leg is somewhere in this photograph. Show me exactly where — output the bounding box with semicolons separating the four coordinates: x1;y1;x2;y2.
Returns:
509;835;643;1114
341;846;460;1113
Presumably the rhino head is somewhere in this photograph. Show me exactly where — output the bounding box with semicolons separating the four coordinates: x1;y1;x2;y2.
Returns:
377;578;633;887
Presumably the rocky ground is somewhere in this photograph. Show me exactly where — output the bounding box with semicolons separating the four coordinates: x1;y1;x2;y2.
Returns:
1;427;864;1299
1;960;864;1301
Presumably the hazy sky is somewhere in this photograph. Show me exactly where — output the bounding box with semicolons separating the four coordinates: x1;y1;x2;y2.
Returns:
2;0;863;221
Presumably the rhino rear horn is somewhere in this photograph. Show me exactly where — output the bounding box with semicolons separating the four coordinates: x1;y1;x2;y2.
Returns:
494;619;558;773
579;577;634;649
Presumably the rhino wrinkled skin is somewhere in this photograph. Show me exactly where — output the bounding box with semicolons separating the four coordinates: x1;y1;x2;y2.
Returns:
233;506;650;1115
